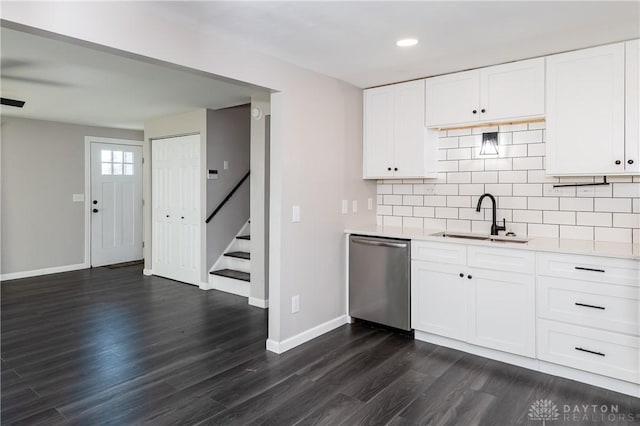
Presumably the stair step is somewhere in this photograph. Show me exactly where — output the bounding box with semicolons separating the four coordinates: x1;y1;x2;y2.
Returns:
236;235;251;241
210;269;250;282
224;251;250;260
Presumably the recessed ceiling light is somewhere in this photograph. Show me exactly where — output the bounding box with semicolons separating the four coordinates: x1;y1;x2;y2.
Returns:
396;38;418;47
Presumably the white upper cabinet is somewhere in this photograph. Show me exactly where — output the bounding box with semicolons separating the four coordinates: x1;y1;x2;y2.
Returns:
480;58;545;122
425;58;545;128
626;39;640;174
363;79;437;179
425;70;479;127
546;43;626;175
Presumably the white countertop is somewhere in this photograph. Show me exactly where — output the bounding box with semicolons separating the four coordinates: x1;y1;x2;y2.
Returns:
345;225;640;261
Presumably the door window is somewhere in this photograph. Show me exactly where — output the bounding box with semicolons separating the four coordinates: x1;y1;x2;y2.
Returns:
101;149;134;175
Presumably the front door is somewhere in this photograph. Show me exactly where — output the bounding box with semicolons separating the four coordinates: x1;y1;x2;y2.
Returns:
91;142;143;267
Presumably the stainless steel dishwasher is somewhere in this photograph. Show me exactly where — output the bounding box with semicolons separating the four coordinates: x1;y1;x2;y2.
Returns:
349;234;411;331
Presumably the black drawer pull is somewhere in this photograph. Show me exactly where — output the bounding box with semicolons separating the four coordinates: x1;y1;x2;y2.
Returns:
575;347;605;357
575;266;605;273
575;302;605;310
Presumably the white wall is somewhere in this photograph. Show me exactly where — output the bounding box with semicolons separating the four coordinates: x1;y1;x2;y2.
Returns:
377;122;640;243
2;3;377;347
0;116;142;276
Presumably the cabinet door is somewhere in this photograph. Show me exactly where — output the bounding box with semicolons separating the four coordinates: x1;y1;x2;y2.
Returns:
394;79;427;177
468;268;536;357
363;86;395;178
480;58;545;122
425;70;480;127
412;260;468;341
626;39;640;173
546;43;625;175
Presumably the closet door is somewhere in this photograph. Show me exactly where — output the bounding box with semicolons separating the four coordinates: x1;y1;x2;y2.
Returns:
152;134;201;284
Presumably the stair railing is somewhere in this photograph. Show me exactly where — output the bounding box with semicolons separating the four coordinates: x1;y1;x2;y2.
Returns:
205;171;250;224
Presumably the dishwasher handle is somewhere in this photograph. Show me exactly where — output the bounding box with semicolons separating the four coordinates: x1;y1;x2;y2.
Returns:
351;237;408;249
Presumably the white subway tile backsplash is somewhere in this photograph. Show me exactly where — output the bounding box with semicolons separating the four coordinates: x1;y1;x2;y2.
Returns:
594;198;632;213
513;184;542;197
595;227;632;243
435;207;458;219
447;148;472;161
613;213;640;229
393;184;413;194
484;184;512;196
513;157;543;170
459;159;485;172
376;122;637;243
472;171;498;184
499;171;527;183
560;225;594;241
576;212;612;227
543;211;576;225
528;224;559;238
528;197;559;211
393;205;413;216
559;198;593;212
512;130;543;144
403;195;424;206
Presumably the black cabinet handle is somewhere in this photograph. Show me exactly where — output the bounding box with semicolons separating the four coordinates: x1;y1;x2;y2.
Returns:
575;302;605;310
394;168;398;171
181;216;185;219
93;200;98;205
467;275;472;279
387;167;392;171
92;208;99;213
575;347;605;357
459;273;464;278
628;159;634;165
575;266;605;273
472;110;477;114
615;160;621;165
166;215;170;218
481;109;486;113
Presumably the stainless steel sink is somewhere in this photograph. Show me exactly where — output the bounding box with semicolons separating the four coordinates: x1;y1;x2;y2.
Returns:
431;232;529;244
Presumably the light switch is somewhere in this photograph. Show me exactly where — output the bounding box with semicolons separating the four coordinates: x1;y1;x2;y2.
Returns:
341;200;348;214
72;194;85;202
367;198;373;210
292;205;301;223
352;200;358;213
223;161;229;170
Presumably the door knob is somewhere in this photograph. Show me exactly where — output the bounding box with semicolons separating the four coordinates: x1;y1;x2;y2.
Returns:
92;208;99;213
166;215;170;218
93;200;98;205
181;216;185;219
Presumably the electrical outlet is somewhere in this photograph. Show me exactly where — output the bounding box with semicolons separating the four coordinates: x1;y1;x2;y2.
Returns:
352;200;358;213
367;198;373;210
292;205;301;223
291;295;300;313
423;184;436;195
223;160;229;170
578;186;595;196
341;200;349;214
72;193;84;202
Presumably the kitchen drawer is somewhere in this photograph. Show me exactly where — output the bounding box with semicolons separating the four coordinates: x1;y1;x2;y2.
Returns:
412;240;466;265
538;276;640;336
467;245;535;274
537;252;640;287
538;319;640;383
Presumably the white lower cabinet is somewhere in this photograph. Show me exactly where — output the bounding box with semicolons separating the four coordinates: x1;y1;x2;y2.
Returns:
411;242;536;357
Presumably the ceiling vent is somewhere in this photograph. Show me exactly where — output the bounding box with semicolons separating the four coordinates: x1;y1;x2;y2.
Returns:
1;98;25;108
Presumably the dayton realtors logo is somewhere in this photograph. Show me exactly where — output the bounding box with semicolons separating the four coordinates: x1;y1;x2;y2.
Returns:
529;399;560;425
529;400;638;424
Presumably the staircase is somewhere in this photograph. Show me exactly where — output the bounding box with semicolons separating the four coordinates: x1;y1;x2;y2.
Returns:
208;222;251;297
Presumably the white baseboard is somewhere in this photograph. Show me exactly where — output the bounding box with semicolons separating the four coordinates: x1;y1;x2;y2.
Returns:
415;330;640;398
266;314;349;354
206;275;250;297
1;263;88;282
143;268;153;276
248;297;269;309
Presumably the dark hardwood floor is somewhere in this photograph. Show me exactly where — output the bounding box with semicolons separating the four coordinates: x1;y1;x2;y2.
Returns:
2;265;639;425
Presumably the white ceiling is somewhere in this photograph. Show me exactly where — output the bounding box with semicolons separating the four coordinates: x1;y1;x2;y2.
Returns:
1;1;638;129
0;28;261;130
152;1;640;88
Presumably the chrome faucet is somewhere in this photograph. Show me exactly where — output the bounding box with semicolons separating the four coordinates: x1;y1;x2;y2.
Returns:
476;193;506;236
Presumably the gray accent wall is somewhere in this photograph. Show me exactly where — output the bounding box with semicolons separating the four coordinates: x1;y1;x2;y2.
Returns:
1;116;142;275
